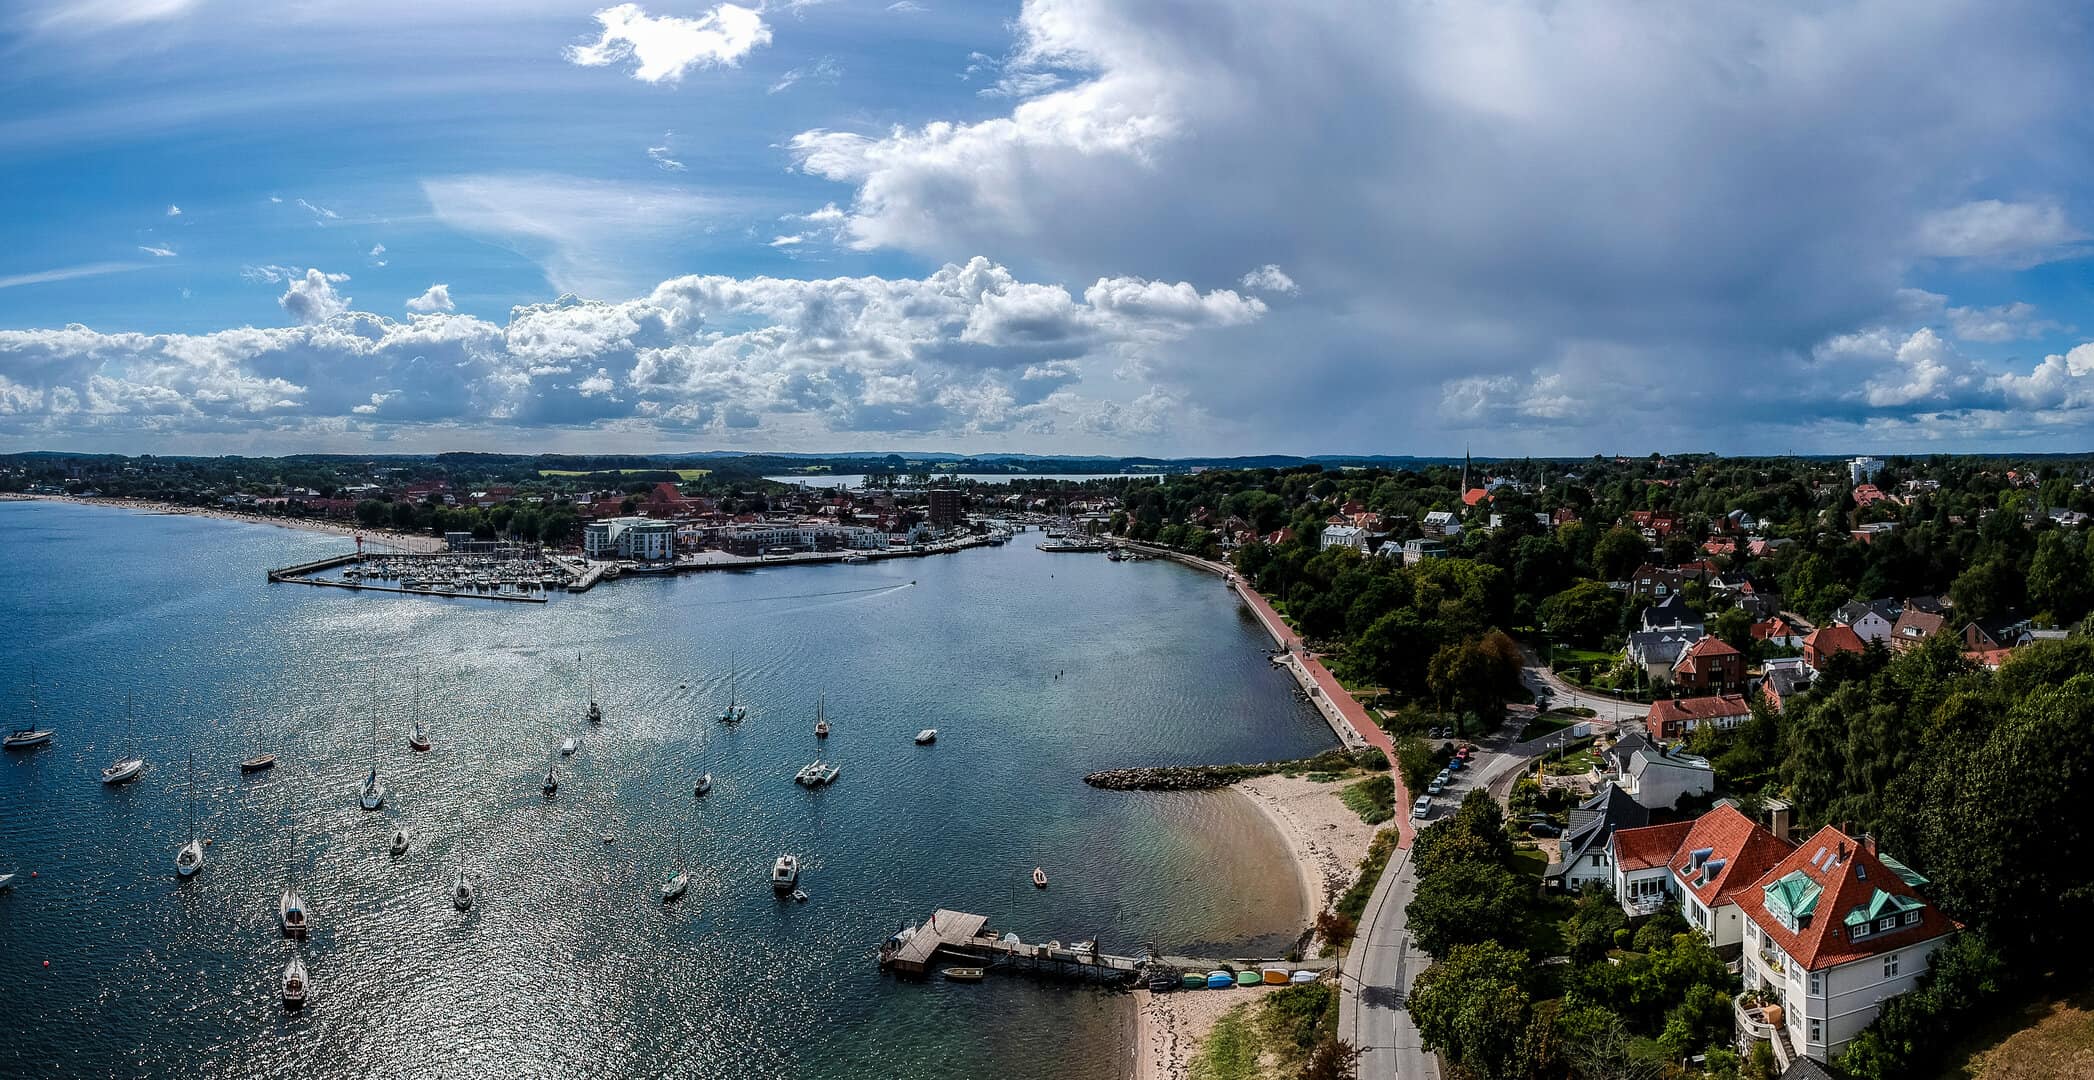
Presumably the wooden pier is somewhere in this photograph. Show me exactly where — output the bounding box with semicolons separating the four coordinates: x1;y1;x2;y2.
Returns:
265;552;360;582
878;908;1334;983
275;576;549;603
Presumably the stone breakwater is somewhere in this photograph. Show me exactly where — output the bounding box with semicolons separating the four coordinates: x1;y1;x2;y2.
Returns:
1084;750;1367;791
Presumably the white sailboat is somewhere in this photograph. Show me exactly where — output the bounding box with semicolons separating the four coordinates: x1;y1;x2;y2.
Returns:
661;830;689;902
3;671;54;750
813;692;830;739
101;693;145;785
542;761;559;798
585;656;602;724
451;852;475;911
174;754;205;878
280;830;309;937
693;772;712;797
718;661;746;724
358;714;385;811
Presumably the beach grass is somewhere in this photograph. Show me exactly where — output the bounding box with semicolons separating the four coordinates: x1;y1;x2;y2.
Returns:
1339;774;1395;824
1188;1001;1263;1080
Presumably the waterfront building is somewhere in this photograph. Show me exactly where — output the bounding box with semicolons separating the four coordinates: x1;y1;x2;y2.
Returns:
583;517;678;561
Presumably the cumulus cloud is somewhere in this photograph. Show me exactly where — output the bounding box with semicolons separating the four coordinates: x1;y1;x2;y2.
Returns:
165;204;181;216
565;3;771;84
406;284;454;314
1238;264;1296;294
278;268;350;325
0;258;1262;448
367;243;388;268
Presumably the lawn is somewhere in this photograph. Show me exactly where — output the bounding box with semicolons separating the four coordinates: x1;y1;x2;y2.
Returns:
1518;711;1581;742
1552;647;1619;664
538;467;711;479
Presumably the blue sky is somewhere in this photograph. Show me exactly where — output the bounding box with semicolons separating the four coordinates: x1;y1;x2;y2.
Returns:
4;0;2094;457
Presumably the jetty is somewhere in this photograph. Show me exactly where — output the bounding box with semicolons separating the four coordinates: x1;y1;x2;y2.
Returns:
879;908;1334;982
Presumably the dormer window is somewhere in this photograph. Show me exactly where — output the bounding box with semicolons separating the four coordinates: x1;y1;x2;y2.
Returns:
1902;910;1921;926
1877;916;1897;932
1853;922;1872;940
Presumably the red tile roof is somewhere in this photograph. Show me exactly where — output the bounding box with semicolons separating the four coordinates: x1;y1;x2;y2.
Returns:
1669;803;1795;910
1611;821;1694;871
1648;693;1750;727
1462;488;1490;507
1750;616;1796;640
1735;826;1958;971
1681;636;1741;659
1803;624;1866;657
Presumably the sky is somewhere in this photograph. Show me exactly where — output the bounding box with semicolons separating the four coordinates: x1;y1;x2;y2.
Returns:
4;0;2094;458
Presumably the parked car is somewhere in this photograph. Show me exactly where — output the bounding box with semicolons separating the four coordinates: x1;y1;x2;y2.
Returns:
1427;779;1444;796
1411;795;1433;819
1526;822;1563;838
1446;757;1465;772
1454;746;1471;761
1434;768;1452;786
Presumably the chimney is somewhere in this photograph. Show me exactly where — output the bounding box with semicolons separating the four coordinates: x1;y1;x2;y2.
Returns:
1768;801;1792;844
1859;833;1877;857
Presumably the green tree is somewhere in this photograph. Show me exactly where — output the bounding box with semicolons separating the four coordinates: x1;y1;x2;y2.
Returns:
1409;941;1532;1080
1408;859;1528;956
2027;529;2091;620
1948;555;2024;625
1539;580;1623;646
1593;527;1648;581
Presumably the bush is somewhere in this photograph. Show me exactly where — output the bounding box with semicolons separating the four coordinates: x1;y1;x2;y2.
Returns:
1340;774;1396;824
1351;746;1390;771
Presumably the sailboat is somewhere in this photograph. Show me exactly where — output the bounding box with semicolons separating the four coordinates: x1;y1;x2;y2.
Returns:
718;662;746;725
358;713;385;811
451;852;475;910
585;657;602;725
282;953;309;1009
693;773;712;797
240;694;276;773
542;761;559;798
100;693;145;785
408;678;431;751
3;671;54;750
280;831;309;938
174;754;205;878
813;692;830;739
390;824;411;856
661;830;689;902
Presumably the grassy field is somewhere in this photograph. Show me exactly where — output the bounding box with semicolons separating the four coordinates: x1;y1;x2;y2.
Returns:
1189;984;1342;1080
1339;774;1396;824
1937;990;2094;1079
1517;711;1581;741
537;468;711;479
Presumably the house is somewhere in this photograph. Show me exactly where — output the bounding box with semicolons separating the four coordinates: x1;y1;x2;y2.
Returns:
1462;488;1491;507
1545;784;1651;893
1627;629;1702;685
1851;484;1895;508
1832;600;1899;643
1628;565;1687;600
1421;511;1462;538
1801;625;1866;673
1751;615;1804;647
1703;537;1739;557
1321;524;1368;552
1399;538;1448;565
1962;614;2033;652
1673;636;1745;693
1887;609;1944;653
1735;827;1959;1063
1628;510;1683;540
1748;538;1794;558
1641;593;1704;633
1609;802;1796;947
1618;741;1718;810
1760;659;1813;712
1648;693;1751;740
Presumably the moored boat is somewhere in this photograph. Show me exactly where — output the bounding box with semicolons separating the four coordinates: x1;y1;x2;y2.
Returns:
408;721;430;752
942;967;985;982
451;858;475;911
3;728;53;750
280;887;309;937
174;754;204;878
560;737;577;757
814;692;830;739
1206;970;1235;989
390;825;410;856
694;772;712;797
770;854;799;893
542;764;558;797
102;693;145;785
1236;970;1261;987
282;954;308;1009
914;728;937;745
1032;866;1048;889
240;754;277;773
662;869;689;902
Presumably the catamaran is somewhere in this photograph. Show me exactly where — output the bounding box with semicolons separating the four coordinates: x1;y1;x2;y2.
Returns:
174;754;205;878
3;672;53;750
793;760;840;786
813;693;830;739
101;693;145;785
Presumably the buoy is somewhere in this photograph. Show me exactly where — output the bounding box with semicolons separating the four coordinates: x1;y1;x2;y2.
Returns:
43;960;49;967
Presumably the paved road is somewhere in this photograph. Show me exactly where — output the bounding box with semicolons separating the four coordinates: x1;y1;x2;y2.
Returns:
1342;846;1436;1080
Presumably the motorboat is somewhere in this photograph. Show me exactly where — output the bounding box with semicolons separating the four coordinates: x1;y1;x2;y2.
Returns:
451;864;475;910
662;869;689;902
358;767;385;811
3;728;53;750
282;954;309;1009
792;888;808;903
560;737;578;757
840;552;867;563
0;871;16;890
542;765;559;798
280;887;309;937
770;854;799;893
693;773;712;797
239;754;277;773
390;826;410;856
1032;867;1048;889
914;729;937;745
943;967;984;982
101;757;144;784
408;721;430;752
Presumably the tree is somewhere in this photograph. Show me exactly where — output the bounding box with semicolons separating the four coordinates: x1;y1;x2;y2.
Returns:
1948;555;2023;625
1408;859;1528;956
1594;527;1648;581
1711;607;1754;655
1564;887;1629;963
1409;941;1532;1080
2027;529;2091;620
1540;580;1623;646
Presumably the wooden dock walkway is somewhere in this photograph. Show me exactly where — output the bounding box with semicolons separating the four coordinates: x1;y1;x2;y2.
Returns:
878;908;1334;982
273;576;549;603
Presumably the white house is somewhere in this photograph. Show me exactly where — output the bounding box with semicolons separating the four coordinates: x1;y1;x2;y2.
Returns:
1833;600;1898;643
1734;827;1957;1063
1400;538;1448;565
1421;510;1463;538
1544;784;1649;893
1618;741;1718;810
583;516;677;561
1321;524;1369;552
1608;803;1795;947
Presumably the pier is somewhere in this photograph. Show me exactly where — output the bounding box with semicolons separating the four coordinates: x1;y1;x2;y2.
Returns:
878;908;1334;983
265;552;360;582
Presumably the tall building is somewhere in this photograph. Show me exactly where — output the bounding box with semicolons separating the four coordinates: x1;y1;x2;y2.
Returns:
927;488;963;528
1848;456;1885;485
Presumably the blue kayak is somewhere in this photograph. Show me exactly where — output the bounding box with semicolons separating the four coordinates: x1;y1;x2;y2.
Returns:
1206;971;1234;989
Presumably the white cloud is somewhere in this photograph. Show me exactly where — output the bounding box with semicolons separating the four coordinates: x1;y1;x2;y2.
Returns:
1915;199;2082;264
367;243;388;268
138;245;177;258
165;204;181;217
769;55;840;95
405;284;455;314
1947;301;2060;343
565;3;772;85
1238;264;1296;294
647;145;686;171
294;197;338;222
768;234;804;247
0;258;1263;447
0;262;151;290
421;173;743;297
887;1;926;12
278;268;351;325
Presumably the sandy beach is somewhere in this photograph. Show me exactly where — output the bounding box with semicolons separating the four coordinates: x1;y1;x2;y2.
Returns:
1237;773;1379;947
2;494;439;549
1129;774;1374;1080
1133;982;1280;1080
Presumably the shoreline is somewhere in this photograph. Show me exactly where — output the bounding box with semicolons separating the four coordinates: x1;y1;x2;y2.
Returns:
0;493;437;549
1131;775;1375;1080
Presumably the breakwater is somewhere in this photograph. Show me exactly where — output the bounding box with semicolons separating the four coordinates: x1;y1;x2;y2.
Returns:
1083;750;1370;791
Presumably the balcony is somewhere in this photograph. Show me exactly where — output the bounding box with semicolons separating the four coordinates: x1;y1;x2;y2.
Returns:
1625;892;1669;915
1734;993;1796;1072
1757;946;1788;977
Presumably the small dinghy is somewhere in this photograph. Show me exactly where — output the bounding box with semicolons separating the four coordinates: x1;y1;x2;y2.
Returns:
942;967;985;982
1206;971;1235;989
1236;971;1261;987
390;826;410;856
792;888;809;903
542;765;558;798
1289;970;1318;984
239;754;277;773
1262;966;1290;985
1032;867;1048;889
914;729;937;745
282;954;308;1010
560;737;577;757
1181;972;1207;990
